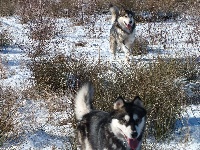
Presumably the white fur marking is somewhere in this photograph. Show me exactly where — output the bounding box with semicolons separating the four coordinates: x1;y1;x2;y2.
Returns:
84;138;92;150
133;114;138;120
75;84;91;120
136;117;145;138
112;144;117;149
110;119;133;140
124;115;130;122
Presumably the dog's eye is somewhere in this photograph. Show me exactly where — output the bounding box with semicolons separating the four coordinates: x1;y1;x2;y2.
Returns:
125;15;128;18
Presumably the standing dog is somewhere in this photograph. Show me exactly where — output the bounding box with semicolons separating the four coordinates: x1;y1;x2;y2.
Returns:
74;83;147;150
109;5;136;62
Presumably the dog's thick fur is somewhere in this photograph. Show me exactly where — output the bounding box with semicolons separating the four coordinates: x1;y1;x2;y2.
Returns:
75;83;147;150
109;5;136;61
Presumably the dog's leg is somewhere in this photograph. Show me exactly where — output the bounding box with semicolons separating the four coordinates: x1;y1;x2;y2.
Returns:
110;35;117;59
121;43;133;62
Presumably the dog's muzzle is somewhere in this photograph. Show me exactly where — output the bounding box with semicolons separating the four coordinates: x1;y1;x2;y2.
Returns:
121;130;139;150
124;21;132;30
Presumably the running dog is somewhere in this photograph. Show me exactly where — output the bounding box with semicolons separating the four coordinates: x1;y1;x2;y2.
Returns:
74;83;147;150
109;5;136;62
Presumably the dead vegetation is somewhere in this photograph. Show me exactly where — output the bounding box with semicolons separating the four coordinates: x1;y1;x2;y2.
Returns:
0;0;199;149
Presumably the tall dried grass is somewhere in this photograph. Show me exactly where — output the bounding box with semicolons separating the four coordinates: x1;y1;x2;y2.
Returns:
0;0;199;148
0;87;17;146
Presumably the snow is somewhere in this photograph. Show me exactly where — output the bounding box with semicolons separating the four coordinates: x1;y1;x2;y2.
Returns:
0;14;200;149
4;129;72;150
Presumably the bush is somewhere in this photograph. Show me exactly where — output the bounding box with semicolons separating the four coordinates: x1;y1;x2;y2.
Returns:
54;0;198;22
0;60;7;79
15;0;198;145
132;37;149;56
95;59;196;140
30;52;197;141
0;87;17;146
90;59;184;140
0;30;12;51
17;0;57;23
19;2;58;59
0;0;16;16
30;54;108;93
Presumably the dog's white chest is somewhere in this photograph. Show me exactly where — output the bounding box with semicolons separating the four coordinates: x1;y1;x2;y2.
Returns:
116;28;135;41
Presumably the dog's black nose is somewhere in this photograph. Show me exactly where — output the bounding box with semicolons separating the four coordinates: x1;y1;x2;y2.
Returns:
131;131;138;138
129;21;132;24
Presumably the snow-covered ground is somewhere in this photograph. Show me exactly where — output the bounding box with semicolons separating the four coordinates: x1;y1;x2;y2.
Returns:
0;14;199;149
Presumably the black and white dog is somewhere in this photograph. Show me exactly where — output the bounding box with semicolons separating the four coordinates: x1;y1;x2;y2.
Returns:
74;83;146;150
109;5;136;62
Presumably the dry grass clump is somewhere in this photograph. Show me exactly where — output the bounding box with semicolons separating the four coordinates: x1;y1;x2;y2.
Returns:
30;54;108;93
26;17;57;58
1;0;197;25
30;50;196;141
0;86;17;146
181;57;199;82
92;58;196;140
1;0;198;23
0;60;7;79
19;4;58;59
17;0;58;23
29;18;56;42
132;37;149;56
0;30;12;51
12;0;177;23
0;0;16;16
105;0;198;22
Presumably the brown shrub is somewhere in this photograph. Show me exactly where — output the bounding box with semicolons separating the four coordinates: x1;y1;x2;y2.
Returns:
30;51;196;140
0;87;17;146
0;0;16;16
0;30;12;50
92;58;196;140
133;37;149;56
29;54;108;93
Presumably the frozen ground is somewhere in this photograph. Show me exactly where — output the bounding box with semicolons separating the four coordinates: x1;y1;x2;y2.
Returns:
0;14;199;149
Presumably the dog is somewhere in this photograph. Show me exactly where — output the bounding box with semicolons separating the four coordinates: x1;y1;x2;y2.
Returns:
74;83;147;150
109;5;136;62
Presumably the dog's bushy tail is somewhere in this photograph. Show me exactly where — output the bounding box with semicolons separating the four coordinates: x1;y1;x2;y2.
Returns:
74;83;94;121
109;4;119;24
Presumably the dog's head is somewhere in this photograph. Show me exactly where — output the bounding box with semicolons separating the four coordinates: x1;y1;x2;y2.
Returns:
110;96;146;149
118;8;135;31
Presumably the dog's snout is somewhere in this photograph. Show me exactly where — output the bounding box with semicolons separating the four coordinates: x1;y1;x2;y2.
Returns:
129;21;132;24
131;131;138;138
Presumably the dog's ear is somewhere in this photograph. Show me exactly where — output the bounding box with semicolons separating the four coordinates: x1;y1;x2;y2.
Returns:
133;96;144;107
113;96;124;110
119;8;125;16
129;10;135;17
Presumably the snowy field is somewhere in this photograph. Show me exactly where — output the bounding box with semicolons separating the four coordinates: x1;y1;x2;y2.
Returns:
0;13;199;150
